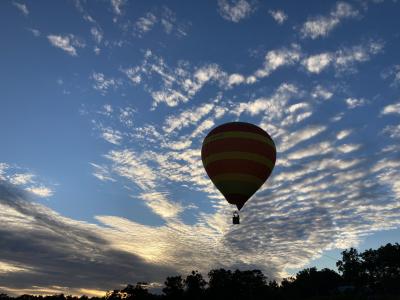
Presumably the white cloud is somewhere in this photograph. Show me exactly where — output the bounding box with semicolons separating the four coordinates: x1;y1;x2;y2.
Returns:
111;0;125;15
139;192;183;219
101;128;123;145
334;41;383;73
301;40;383;75
288;142;332;160
163;103;214;133
279;125;327;152
13;2;29;16
90;27;103;44
190;118;215;138
301;2;359;39
105;150;157;191
25;186;53;197
227;73;245;87
0;261;32;274
311;85;333;100
9;173;35;185
217;0;254;22
233;83;299;118
91;72;120;94
269;9;288;24
336;129;352;140
161;7;188;37
302;53;332;73
135;13;157;36
381;102;400;115
0;163;8;180
90;163;115;182
383;125;400;139
301;16;338;40
337;143;361;153
345;97;366;109
47;34;85;56
254;45;301;79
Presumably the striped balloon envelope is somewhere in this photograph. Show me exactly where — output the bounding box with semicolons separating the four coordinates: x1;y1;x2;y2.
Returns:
201;122;276;210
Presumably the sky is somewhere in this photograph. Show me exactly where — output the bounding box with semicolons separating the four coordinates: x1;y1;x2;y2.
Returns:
1;0;400;296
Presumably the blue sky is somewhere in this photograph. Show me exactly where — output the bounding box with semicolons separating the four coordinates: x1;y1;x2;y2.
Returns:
1;0;400;296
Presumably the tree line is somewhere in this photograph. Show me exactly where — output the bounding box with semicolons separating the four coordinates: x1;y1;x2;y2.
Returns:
1;243;399;300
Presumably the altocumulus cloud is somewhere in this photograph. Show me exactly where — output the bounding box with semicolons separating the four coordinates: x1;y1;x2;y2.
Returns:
217;0;254;23
87;81;400;284
300;2;359;39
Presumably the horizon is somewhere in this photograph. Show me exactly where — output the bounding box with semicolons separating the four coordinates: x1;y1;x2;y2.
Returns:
1;0;400;297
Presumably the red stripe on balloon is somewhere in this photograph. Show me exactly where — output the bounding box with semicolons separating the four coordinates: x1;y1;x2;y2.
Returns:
204;159;272;181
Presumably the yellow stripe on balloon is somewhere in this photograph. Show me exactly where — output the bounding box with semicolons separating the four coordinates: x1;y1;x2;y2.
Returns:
202;151;275;169
203;131;275;147
212;173;265;186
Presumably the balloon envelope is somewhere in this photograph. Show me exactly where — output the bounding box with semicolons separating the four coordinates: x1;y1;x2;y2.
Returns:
201;122;276;210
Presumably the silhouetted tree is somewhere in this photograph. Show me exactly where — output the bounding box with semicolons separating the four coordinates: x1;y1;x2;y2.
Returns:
207;269;234;299
122;283;153;300
162;276;184;299
337;247;364;286
361;243;400;294
105;290;121;300
184;271;206;299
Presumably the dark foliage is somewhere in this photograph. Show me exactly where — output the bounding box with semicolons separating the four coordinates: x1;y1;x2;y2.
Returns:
1;243;399;300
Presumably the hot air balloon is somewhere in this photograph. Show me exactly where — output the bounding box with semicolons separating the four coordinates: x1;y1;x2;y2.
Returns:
201;122;276;224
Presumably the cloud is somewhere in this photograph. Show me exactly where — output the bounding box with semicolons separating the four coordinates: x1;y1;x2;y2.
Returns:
383;125;400;139
160;7;188;37
0;163;8;180
0;182;174;295
13;2;29;16
302;53;333;73
0;166;54;199
101;127;123;145
9;173;35;185
336;129;352;140
135;13;157;36
345;97;366;109
105;150;157;191
257;45;301;78
227;73;245;87
25;186;53;197
90;163;115;182
381;65;400;87
301;2;359;39
123;51;229;108
90;72;121;94
139;192;183;219
311;85;333;100
302;40;383;75
83;79;400;289
381;102;400;115
163;103;214;133
334;40;383;73
111;0;125;15
217;0;254;22
90;27;103;44
269;9;288;24
47;34;85;56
